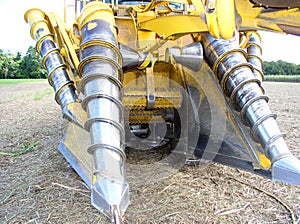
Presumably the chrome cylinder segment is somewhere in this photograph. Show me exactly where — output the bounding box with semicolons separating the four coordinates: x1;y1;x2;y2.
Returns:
78;2;129;219
201;34;291;163
40;39;77;108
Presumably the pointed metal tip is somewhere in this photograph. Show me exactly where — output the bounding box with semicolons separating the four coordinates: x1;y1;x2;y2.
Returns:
272;155;300;185
62;103;86;129
173;55;203;72
111;205;123;224
91;178;130;220
165;43;203;72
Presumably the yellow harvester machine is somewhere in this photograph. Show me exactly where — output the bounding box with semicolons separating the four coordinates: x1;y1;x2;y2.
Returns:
25;0;300;223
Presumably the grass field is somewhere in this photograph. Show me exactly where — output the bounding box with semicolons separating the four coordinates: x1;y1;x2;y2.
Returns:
1;75;300;85
0;79;46;85
264;75;300;82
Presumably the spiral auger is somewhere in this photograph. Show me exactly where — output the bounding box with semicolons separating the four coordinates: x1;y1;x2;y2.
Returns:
24;9;81;126
78;2;129;221
244;31;264;83
202;33;300;185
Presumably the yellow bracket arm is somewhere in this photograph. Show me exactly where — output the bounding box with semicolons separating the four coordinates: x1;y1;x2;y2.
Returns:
205;0;236;39
46;13;80;70
136;0;235;40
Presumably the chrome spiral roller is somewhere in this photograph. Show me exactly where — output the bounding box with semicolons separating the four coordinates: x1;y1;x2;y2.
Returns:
24;9;78;124
78;2;129;222
40;40;76;106
202;33;300;184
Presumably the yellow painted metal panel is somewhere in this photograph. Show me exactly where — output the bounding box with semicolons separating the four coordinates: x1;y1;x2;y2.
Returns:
138;15;208;39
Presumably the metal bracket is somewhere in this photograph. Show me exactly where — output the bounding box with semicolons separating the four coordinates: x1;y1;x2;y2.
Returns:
146;67;156;109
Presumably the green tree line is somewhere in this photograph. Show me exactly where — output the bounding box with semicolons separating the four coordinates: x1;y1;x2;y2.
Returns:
1;46;300;79
263;60;300;76
0;46;46;79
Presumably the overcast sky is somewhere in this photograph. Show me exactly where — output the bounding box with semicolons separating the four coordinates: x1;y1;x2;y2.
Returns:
1;0;300;64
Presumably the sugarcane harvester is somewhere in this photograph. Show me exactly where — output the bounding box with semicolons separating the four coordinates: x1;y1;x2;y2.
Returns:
25;0;300;223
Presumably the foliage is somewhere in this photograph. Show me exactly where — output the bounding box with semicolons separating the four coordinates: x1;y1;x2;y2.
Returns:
262;60;300;76
0;47;46;79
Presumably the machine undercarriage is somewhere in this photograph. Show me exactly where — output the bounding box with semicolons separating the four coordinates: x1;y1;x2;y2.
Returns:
24;0;300;222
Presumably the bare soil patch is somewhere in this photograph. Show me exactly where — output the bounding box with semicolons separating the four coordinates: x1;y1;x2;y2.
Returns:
0;81;299;223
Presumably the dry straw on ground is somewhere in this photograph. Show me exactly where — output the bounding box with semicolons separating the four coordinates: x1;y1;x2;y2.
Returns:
0;81;299;223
